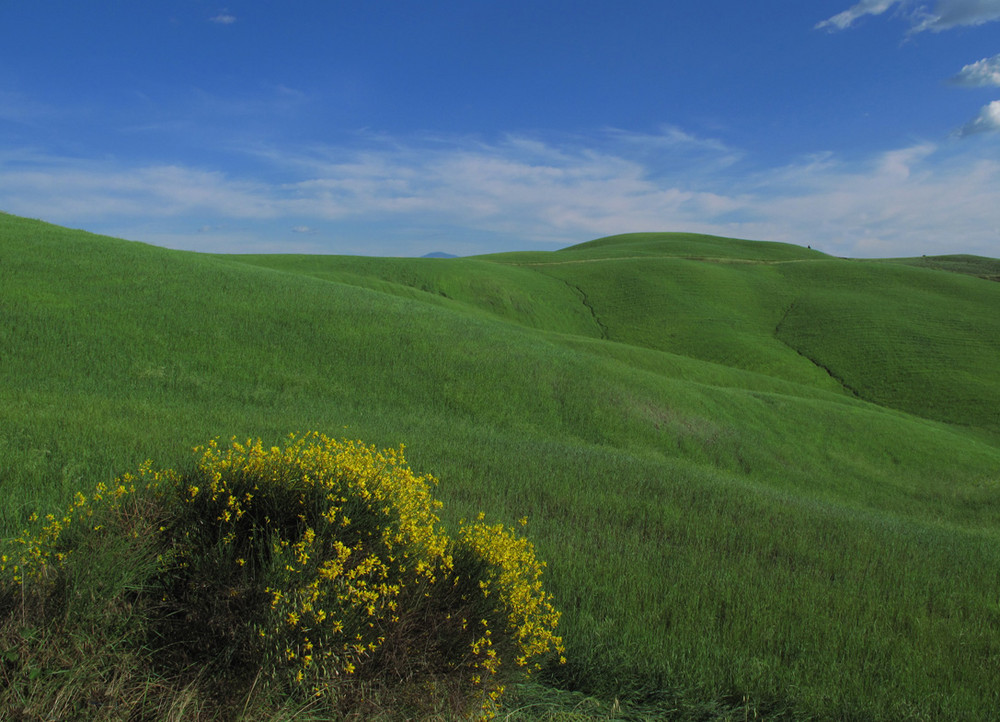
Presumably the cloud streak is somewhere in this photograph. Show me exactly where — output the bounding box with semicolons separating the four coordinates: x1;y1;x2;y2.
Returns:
209;10;237;25
817;0;1000;32
2;131;999;258
261;132;749;244
816;0;897;31
745;143;1000;256
913;0;1000;31
0;155;276;222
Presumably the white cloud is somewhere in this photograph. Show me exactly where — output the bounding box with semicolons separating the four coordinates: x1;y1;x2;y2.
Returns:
817;0;1000;32
958;100;1000;136
816;0;898;30
912;0;1000;31
262;132;748;244
0;155;276;221
3;131;1000;259
952;54;1000;87
210;11;236;25
820;6;1000;142
745;141;1000;256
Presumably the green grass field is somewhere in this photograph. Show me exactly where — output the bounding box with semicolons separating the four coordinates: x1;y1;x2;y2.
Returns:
3;212;1000;719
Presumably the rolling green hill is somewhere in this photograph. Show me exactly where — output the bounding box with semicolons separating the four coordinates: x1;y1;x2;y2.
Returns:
3;214;1000;719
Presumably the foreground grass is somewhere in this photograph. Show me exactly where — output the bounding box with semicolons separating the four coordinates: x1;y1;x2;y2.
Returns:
3;214;1000;719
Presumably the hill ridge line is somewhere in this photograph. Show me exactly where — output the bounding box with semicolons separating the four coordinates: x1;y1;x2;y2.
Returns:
503;256;822;267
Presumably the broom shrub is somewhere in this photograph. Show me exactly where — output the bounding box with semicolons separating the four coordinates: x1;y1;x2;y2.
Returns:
1;432;564;719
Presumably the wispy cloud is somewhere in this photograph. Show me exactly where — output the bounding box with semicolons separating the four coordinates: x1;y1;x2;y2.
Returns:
816;0;897;31
817;0;1000;32
951;54;1000;87
0;154;276;221
259;131;748;244
912;0;1000;32
2;131;1000;258
209;10;237;25
745;142;1000;256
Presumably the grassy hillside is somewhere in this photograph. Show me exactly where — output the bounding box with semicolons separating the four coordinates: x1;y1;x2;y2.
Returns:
885;253;1000;282
3;214;1000;719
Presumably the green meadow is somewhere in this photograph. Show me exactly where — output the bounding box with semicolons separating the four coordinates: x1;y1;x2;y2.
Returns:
2;211;1000;719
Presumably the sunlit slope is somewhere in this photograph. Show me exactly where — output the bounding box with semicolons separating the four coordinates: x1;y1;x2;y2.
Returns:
222;253;603;337
773;259;1000;434
4;215;996;524
886;253;1000;282
509;253;842;389
489;233;1000;435
236;232;1000;435
5;215;1000;718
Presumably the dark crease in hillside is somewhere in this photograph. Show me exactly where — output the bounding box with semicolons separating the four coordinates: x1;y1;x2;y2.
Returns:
775;301;861;398
561;280;608;339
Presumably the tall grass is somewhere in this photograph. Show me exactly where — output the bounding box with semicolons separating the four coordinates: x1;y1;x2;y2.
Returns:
3;213;1000;719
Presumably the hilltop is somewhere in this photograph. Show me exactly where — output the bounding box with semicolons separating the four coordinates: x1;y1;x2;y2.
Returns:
2;214;1000;720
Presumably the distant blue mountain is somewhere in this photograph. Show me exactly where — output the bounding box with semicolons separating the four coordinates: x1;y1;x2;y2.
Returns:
422;251;458;258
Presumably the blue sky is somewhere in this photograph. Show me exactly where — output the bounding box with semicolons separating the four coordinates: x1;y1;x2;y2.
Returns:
2;1;1000;257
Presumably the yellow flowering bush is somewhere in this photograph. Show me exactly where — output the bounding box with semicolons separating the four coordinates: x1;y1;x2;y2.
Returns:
458;515;567;674
0;460;172;594
1;432;564;719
